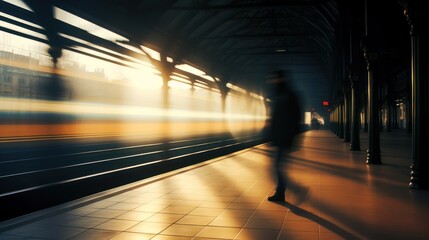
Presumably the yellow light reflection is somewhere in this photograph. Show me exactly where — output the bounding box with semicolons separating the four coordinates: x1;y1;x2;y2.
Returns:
0;10;267;143
2;98;261;122
225;93;267;139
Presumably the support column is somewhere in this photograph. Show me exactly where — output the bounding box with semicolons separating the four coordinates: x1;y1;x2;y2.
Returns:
159;55;175;109
362;0;381;164
338;102;344;139
364;55;381;164
331;107;335;134
386;83;394;132
363;99;368;132
343;86;351;142
212;74;229;113
334;106;339;135
405;1;429;189
161;74;169;109
350;74;361;150
24;0;66;100
347;7;360;150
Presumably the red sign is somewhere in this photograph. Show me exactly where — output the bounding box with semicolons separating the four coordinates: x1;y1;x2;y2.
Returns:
322;101;329;106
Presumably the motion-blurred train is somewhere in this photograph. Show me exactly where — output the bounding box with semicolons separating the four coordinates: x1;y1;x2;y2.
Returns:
0;1;267;142
0;1;269;220
0;53;267;142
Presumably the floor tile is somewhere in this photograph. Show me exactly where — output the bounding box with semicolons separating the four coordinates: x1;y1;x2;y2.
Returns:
93;219;138;231
69;229;119;240
189;207;224;217
109;231;153;240
2;131;428;240
160;224;205;237
126;222;171;234
62;216;108;228
196;226;241;239
176;215;216;226
88;209;127;219
234;228;279;240
115;211;154;221
209;216;249;228
144;213;184;224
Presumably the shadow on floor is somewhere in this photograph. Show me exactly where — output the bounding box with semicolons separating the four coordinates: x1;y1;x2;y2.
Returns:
275;201;361;240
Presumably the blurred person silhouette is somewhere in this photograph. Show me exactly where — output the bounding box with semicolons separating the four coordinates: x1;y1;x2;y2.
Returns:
265;70;307;202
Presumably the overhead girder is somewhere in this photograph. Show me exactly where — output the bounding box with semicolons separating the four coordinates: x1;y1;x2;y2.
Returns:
174;7;335;74
0;1;154;68
315;2;338;32
21;0;63;61
1;1;222;95
19;0;339;110
167;0;332;10
53;1;337;64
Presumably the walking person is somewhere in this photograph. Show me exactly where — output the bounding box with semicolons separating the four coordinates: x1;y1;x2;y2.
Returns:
265;70;304;202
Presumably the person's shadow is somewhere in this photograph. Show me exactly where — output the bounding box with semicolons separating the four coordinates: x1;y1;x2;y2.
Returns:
274;201;361;240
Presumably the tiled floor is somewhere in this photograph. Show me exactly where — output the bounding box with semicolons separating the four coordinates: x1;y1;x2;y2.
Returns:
1;130;429;240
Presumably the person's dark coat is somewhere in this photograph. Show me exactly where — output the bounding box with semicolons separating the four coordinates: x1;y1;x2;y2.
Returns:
268;88;300;148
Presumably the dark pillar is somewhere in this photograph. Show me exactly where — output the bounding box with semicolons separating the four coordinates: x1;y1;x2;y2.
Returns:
386;83;393;132
405;2;429;189
335;106;340;135
332;107;335;134
343;87;351;142
362;0;381;164
331;106;337;134
221;93;227;113
159;55;175;109
379;86;384;133
332;107;337;134
350;74;361;150
363;100;368;132
363;78;369;132
393;103;398;129
348;22;361;150
364;54;382;164
386;104;391;132
338;102;344;139
213;74;229;114
407;96;412;133
24;0;66;100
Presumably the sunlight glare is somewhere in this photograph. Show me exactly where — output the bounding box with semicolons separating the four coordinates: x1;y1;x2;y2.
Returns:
2;0;32;11
54;7;128;42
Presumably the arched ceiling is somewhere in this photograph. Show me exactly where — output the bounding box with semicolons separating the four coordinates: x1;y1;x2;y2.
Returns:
25;0;341;112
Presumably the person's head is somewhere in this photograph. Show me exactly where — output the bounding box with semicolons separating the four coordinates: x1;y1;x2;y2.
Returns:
266;70;290;95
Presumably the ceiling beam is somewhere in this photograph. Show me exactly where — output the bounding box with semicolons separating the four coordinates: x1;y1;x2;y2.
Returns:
168;1;331;11
192;33;311;40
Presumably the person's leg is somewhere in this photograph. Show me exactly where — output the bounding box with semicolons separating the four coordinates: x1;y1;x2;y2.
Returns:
275;146;286;192
268;146;286;201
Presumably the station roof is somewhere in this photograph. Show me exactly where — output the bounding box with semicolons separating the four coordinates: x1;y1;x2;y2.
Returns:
14;0;412;113
4;0;412;112
35;0;340;110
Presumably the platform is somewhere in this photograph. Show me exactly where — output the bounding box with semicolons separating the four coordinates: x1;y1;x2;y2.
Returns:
1;130;428;240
